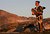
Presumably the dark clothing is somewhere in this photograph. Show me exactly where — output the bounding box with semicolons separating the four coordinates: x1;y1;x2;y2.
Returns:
36;13;42;17
31;6;46;32
35;6;45;13
34;6;45;32
35;6;45;17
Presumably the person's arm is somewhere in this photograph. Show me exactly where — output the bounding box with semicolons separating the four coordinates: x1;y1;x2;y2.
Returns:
40;6;46;10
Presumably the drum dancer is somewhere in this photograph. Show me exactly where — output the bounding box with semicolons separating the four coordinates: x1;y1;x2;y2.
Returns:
31;1;46;32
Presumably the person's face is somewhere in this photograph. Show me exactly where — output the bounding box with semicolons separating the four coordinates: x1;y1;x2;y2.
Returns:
35;2;39;6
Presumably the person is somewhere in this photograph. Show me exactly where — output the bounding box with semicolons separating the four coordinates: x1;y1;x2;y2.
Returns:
32;1;45;17
31;1;46;32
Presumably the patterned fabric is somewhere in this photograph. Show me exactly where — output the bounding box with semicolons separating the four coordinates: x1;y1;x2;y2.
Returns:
31;6;45;17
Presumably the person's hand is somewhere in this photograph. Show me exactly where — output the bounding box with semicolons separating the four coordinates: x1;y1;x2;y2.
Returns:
32;12;34;15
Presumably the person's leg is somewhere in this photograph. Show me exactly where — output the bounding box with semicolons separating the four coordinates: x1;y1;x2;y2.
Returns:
36;15;43;32
38;15;43;32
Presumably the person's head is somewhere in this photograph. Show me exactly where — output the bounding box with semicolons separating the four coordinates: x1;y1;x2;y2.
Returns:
35;1;40;6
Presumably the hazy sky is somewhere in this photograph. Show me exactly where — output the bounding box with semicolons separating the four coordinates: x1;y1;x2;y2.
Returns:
0;0;50;18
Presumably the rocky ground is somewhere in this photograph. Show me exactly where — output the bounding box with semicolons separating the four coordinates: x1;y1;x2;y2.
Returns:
0;10;50;32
